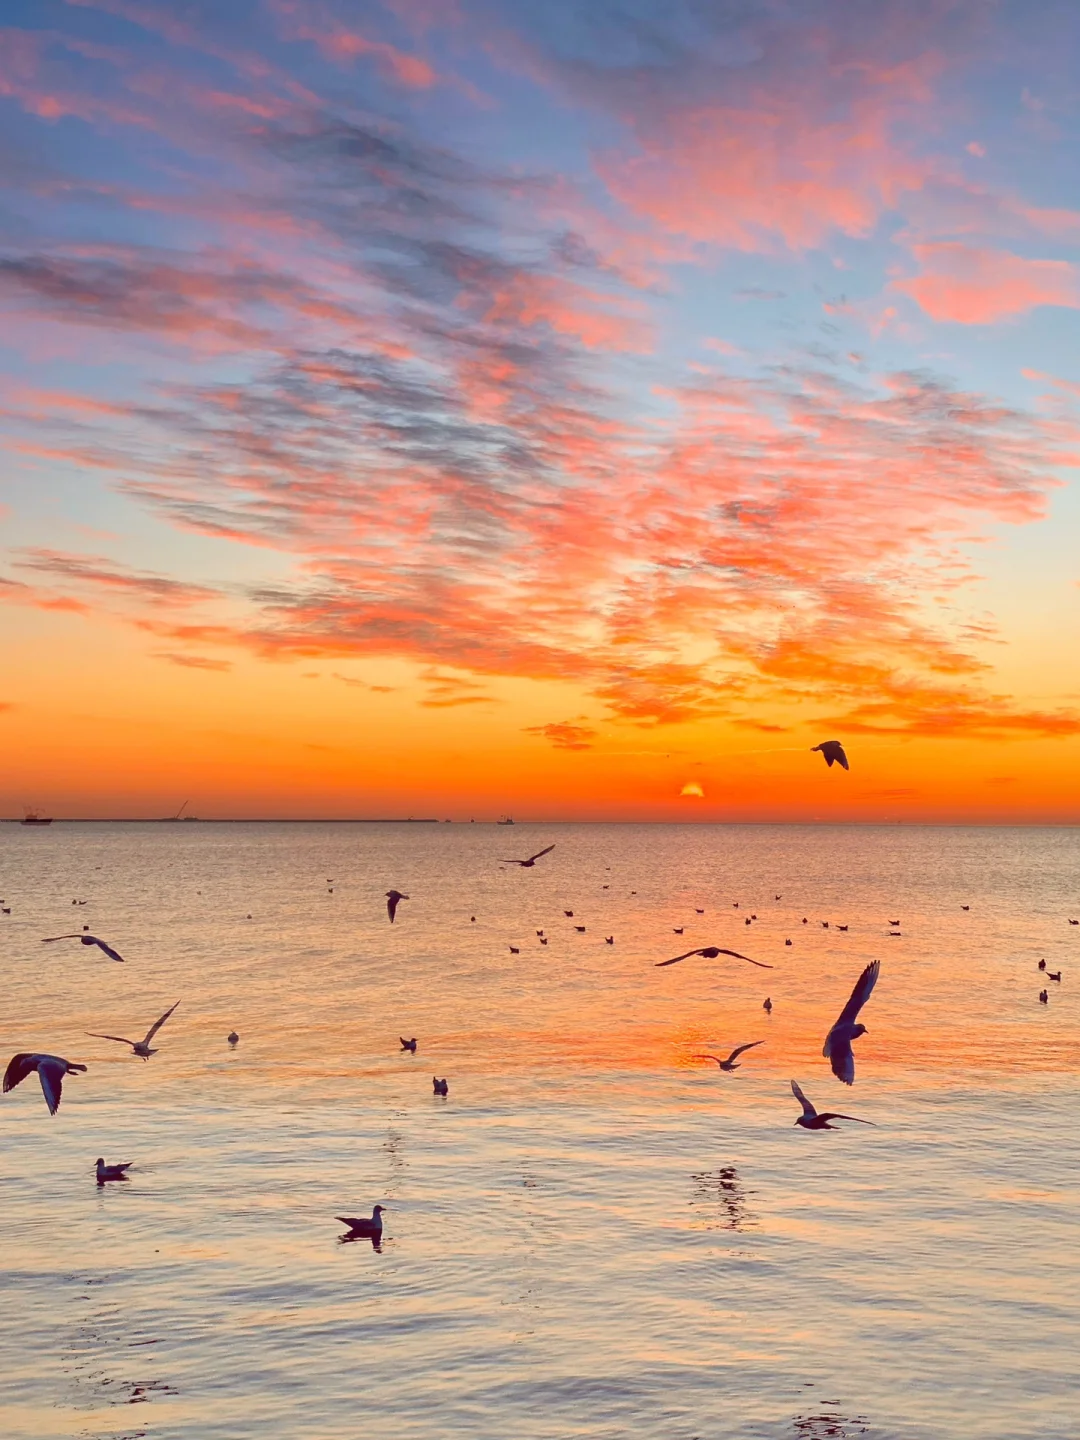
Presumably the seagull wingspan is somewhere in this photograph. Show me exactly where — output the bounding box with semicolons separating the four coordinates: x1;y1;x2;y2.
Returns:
825;1036;856;1085
726;1041;764;1064
143;1000;180;1045
36;1058;66;1115
819;1111;875;1126
527;844;555;864
3;1053;38;1093
87;1032;137;1047
834;960;880;1030
791;1079;817;1118
717;948;774;970
93;939;125;963
655;949;701;967
42;934;82;942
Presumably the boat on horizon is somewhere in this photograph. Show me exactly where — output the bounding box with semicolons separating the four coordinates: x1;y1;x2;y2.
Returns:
21;809;53;826
497;815;515;825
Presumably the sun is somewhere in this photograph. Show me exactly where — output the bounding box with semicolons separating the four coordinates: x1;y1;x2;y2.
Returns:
680;781;705;798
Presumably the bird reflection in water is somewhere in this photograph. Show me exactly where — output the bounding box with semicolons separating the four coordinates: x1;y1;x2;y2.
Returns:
338;1228;383;1252
689;1165;757;1231
63;1276;178;1427
792;1406;871;1437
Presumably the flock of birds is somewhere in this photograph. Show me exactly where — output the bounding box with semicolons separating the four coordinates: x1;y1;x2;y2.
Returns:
4;738;1073;1244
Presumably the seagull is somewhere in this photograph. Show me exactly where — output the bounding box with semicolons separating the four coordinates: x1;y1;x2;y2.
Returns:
821;921;829;929
837;925;849;932
785;938;793;946
673;927;684;934
811;740;849;770
1038;959;1047;971
386;890;409;923
961;905;970;911
400;1037;417;1052
763;997;773;1013
791;1079;874;1130
1039;989;1048;1004
656;945;773;969
823;960;880;1084
695;1041;764;1072
695;908;705;914
87;1000;180;1060
605;936;614;944
501;845;555;868
96;1158;131;1183
1047;971;1062;982
539;937;548;945
4;1053;87;1115
336;1206;385;1238
228;1031;239;1045
433;1077;448;1095
888;920;900;927
42;930;124;963
509;945;520;953
564;910;574;917
536;930;544;937
1069;919;1078;926
574;925;585;933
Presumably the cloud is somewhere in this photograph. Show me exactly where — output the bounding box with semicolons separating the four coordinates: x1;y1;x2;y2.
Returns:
332;672;396;693
152;651;233;671
524;720;597;751
894;244;1080;323
12;549;221;606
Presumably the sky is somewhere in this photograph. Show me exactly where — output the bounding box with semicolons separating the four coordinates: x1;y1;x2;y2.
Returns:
2;0;1079;822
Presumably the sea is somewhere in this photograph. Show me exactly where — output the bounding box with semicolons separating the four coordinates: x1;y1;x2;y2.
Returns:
1;822;1078;1440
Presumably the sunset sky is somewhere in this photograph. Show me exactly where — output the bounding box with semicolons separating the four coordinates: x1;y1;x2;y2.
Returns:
2;0;1079;821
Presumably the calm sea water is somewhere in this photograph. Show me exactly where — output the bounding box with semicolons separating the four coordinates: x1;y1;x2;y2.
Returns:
1;822;1078;1440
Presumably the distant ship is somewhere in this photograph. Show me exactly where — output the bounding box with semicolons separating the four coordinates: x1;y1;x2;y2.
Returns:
497;815;515;825
163;800;199;822
21;809;53;826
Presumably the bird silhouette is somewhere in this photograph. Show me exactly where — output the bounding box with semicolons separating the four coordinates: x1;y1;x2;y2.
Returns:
433;1077;448;1095
1038;959;1047;971
337;1206;385;1238
791;1079;873;1130
400;1037;417;1052
509;945;520;953
386;890;409;923
1039;989;1048;1004
656;946;772;969
673;927;684;934
811;740;849;770
501;845;555;868
42;929;124;963
87;1000;180;1060
822;960;880;1084
4;1053;87;1115
228;1031;239;1045
695;1041;764;1072
605;936;614;945
1047;971;1062;982
763;997;773;1013
96;1159;131;1183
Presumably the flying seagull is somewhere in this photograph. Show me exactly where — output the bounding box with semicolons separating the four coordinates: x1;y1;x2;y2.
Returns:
656;945;773;969
42;930;124;963
501;845;555;868
823;960;880;1085
695;1041;764;1072
96;1159;131;1183
4;1053;87;1115
385;890;409;923
791;1079;874;1130
811;740;849;770
336;1206;385;1238
87;1000;180;1060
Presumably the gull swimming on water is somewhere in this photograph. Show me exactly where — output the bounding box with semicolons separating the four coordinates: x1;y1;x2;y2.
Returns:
87;1001;180;1060
4;1053;87;1115
811;740;849;770
695;1041;764;1072
385;890;409;923
42;929;125;963
791;1079;874;1130
96;1158;131;1183
501;845;555;868
400;1037;417;1052
823;960;880;1085
656;945;773;969
336;1206;385;1237
433;1077;448;1095
228;1031;239;1045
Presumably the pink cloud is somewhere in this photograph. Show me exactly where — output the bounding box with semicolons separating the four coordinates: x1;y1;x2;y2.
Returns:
894;243;1080;323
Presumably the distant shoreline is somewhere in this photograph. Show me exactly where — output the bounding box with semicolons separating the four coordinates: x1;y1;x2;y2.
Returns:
3;817;444;824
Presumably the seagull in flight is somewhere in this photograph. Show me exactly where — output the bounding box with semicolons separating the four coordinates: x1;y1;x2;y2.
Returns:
823;960;880;1084
4;1053;87;1115
96;1159;131;1183
500;845;555;868
695;1041;764;1072
791;1079;874;1130
656;945;773;969
42;929;124;962
87;1000;180;1060
811;740;849;770
385;890;409;923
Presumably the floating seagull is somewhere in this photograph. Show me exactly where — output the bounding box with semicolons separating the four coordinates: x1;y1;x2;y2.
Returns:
574;925;585;933
501;845;555;868
775;894;782;900
536;930;544;937
1038;959;1047;971
811;740;849;770
87;1000;180;1060
785;939;793;946
673;927;684;934
821;921;829;929
336;1206;385;1238
605;936;614;944
837;925;849;932
791;1079;874;1130
961;905;970;911
564;910;574;917
695;908;705;914
400;1037;417;1052
763;997;773;1013
1047;971;1062;982
96;1158;131;1183
42;930;124;963
1039;989;1048;1004
539;937;548;945
695;1041;764;1072
386;890;409;923
4;1053;87;1115
656;945;773;969
228;1031;239;1045
1070;919;1078;926
823;960;880;1085
433;1077;448;1095
888;920;900;927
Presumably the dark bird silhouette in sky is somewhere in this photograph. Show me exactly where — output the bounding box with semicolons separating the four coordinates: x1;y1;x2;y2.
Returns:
386;890;409;923
42;929;124;962
791;1079;874;1130
696;1041;764;1072
87;1000;180;1060
823;960;880;1085
4;1053;87;1115
811;740;849;770
501;845;556;868
656;946;773;969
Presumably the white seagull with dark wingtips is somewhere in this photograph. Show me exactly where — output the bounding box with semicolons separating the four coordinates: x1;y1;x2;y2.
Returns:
87;1000;180;1060
695;1041;764;1072
656;945;773;969
791;1079;874;1130
42;929;125;962
3;1053;87;1115
500;845;555;868
822;960;880;1085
